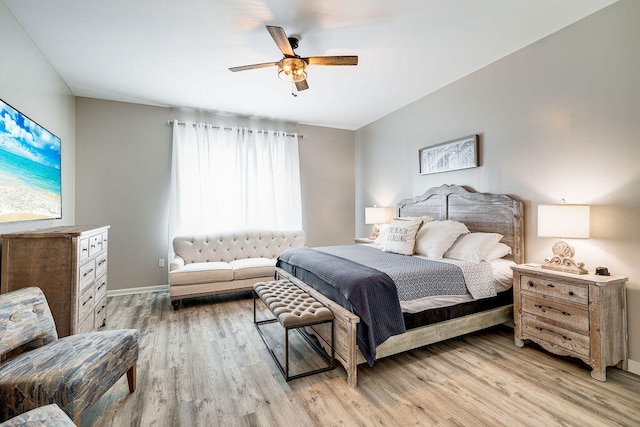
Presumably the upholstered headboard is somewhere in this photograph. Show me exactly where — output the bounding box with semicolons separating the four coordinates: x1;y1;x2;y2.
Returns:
397;184;524;264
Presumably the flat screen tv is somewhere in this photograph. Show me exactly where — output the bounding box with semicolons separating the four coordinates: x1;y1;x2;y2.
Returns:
0;99;61;223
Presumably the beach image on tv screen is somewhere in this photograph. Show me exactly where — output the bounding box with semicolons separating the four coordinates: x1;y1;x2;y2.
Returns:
0;99;61;223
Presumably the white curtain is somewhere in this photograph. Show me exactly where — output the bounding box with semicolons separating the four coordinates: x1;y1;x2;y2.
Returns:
168;121;302;243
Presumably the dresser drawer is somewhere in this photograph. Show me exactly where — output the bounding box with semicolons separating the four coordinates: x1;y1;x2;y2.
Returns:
520;275;588;305
521;313;590;357
78;312;94;334
521;294;589;331
102;231;109;252
89;234;101;257
79;259;96;294
95;275;107;302
96;252;108;278
78;287;96;324
95;296;107;329
79;237;90;261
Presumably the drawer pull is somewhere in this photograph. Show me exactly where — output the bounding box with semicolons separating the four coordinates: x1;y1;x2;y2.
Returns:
535;326;571;341
546;283;555;288
528;281;534;287
82;295;93;306
83;268;94;277
534;304;571;316
568;291;574;296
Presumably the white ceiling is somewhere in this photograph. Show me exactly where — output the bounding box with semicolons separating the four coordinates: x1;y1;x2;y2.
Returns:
5;0;617;130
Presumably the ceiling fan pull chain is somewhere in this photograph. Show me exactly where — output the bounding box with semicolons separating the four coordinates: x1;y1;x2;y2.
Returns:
291;82;298;97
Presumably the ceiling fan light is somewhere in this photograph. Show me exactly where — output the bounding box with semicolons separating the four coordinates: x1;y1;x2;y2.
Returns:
278;58;307;82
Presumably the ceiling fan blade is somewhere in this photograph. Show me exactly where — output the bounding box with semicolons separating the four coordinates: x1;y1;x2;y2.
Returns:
229;62;277;72
295;79;309;91
266;25;295;57
305;56;358;66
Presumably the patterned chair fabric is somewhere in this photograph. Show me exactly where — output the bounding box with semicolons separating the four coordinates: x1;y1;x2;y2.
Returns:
0;404;75;427
0;287;139;424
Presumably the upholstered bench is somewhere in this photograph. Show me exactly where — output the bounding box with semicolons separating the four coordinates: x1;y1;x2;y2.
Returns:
253;279;334;381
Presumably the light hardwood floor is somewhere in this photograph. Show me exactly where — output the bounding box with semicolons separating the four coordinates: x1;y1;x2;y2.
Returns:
82;291;640;427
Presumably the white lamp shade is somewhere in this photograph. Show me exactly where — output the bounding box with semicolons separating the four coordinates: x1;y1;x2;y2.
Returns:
365;207;393;224
538;204;590;238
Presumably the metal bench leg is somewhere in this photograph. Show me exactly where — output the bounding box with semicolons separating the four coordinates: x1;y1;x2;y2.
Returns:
285;327;290;380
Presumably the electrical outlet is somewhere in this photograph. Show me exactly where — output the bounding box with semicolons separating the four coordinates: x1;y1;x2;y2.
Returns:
158;258;165;268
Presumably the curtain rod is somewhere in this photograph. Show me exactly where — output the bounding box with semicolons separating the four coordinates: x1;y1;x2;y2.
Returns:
167;120;303;139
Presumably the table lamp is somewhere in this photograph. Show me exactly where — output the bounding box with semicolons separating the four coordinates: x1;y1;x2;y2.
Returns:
538;204;590;274
365;206;393;240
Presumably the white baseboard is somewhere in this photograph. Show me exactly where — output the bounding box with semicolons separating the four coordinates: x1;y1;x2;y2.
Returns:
628;359;640;376
107;284;169;297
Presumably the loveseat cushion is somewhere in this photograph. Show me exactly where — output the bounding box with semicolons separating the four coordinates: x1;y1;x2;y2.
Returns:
170;262;233;286
230;258;277;280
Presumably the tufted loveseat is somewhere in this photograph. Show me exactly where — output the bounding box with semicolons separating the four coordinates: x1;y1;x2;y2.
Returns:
169;230;306;309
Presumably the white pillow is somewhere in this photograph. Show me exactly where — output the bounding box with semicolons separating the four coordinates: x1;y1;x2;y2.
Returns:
381;218;424;255
483;242;512;261
374;223;390;245
415;220;469;259
444;232;504;263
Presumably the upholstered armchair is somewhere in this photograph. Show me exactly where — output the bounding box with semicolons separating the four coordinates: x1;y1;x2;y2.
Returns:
0;287;139;425
0;404;75;427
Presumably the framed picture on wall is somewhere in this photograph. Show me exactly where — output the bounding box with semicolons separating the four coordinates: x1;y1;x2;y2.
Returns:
419;134;478;175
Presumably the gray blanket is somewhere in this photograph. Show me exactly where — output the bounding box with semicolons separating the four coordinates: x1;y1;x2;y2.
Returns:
277;246;405;366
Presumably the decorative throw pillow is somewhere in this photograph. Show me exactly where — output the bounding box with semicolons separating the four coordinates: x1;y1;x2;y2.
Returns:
483;242;512;261
415;220;469;259
375;216;432;246
381;218;424;255
444;232;504;263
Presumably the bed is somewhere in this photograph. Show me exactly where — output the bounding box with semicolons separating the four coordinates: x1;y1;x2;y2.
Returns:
275;184;524;387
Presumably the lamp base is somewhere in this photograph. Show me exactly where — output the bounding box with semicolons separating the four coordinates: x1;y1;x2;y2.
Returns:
542;239;588;275
368;224;381;241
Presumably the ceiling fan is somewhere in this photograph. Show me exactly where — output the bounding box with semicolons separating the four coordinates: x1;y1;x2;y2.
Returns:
229;25;358;95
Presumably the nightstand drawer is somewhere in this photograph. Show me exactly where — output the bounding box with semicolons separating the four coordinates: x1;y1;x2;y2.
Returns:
521;313;590;357
520;275;587;305
522;294;589;331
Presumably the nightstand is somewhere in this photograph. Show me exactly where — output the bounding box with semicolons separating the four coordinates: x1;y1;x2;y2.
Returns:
511;264;628;381
354;237;375;244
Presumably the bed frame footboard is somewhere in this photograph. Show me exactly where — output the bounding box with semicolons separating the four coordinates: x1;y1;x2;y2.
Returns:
276;268;513;387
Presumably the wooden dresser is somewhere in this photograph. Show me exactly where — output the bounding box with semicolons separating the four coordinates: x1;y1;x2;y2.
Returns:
512;264;628;381
1;225;110;338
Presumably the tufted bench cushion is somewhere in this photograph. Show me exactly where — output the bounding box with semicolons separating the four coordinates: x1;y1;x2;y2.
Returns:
254;280;334;328
169;230;306;309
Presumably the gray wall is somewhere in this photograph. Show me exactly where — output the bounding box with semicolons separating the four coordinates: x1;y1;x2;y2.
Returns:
355;0;640;369
75;98;355;292
0;3;75;235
